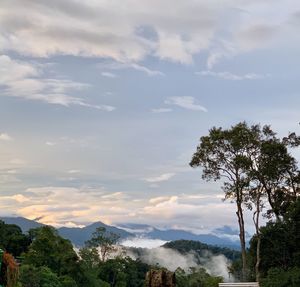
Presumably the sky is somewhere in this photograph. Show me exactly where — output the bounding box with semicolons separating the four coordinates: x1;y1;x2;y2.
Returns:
0;0;300;233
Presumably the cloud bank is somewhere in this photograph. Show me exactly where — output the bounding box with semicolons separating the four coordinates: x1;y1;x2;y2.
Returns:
1;0;297;66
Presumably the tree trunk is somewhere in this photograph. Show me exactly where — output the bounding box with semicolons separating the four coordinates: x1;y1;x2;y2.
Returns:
253;194;261;283
265;186;280;220
236;201;247;281
255;235;261;282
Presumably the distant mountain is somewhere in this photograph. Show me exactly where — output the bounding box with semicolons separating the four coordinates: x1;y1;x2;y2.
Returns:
117;223;240;249
0;216;44;232
1;217;241;249
116;223;154;233
148;228;239;248
58;222;133;247
0;217;132;246
212;225;251;247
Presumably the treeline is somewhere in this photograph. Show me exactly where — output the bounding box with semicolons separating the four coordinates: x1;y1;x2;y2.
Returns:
0;222;224;287
163;240;241;261
0;223;149;287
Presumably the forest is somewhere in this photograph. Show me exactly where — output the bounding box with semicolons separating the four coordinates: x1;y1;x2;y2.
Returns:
0;122;299;287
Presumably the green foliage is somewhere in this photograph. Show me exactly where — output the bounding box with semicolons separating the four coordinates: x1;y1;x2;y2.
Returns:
164;240;240;261
19;265;40;287
175;267;223;287
78;247;105;287
260;267;300;287
190;122;258;188
256;135;299;218
38;267;62;287
248;198;300;277
78;243;149;287
190;122;299;219
85;227;120;262
59;275;78;287
24;226;80;278
79;247;101;269
19;265;62;287
0;220;31;256
98;256;148;287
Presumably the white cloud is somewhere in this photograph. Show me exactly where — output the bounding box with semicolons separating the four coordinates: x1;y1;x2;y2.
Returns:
9;158;26;166
197;70;267;80
68;169;81;174
129;63;165;76
125;243;231;280
206;40;238;70
141;195;238;230
165;96;207;112
205;2;300;68
235;24;279;52
0;0;222;64
0;185;257;234
98;61;164;77
0;174;21;184
11;194;30;203
0;0;300;69
144;173;175;183
121;237;167;249
101;192;124;199
133;246;198;272
151;108;172;113
46;141;57;146
0;1;299;67
0;133;13;141
0;55;115;111
149;196;171;204
2;186;132;226
101;72;117;78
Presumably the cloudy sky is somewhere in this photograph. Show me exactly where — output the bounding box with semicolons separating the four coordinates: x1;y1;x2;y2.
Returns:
0;0;299;232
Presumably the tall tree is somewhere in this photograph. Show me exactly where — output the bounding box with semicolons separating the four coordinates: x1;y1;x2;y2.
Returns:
190;122;258;280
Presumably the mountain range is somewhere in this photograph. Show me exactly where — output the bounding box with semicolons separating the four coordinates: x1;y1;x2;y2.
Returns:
0;217;241;249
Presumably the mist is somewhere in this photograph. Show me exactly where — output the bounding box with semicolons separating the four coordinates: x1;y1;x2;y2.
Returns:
121;238;232;281
120;237;167;249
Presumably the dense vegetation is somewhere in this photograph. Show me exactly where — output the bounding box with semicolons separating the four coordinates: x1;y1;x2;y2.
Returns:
164;240;240;261
175;267;222;287
0;223;225;286
248;198;300;286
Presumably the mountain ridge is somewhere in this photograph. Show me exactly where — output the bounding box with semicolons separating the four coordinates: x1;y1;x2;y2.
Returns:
0;216;240;248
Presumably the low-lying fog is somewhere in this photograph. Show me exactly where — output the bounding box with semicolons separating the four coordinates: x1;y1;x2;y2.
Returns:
120;237;231;281
121;237;167;249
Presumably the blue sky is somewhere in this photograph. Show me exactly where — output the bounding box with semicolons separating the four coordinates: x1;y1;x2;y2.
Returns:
0;0;299;232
